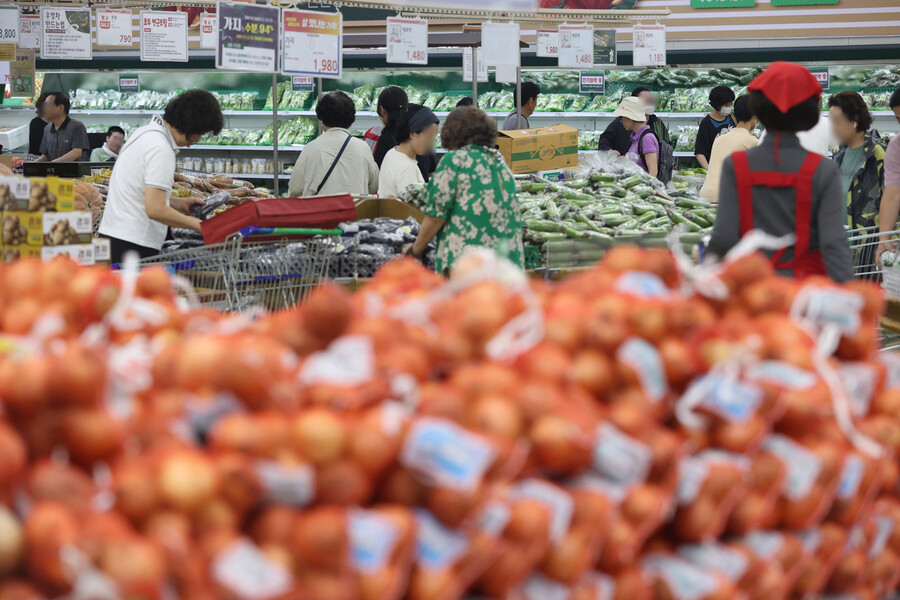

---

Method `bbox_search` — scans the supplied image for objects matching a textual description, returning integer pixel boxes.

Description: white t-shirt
[377,147,424,198]
[98,114,177,249]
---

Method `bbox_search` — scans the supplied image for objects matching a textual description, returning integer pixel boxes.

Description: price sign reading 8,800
[0,7,17,45]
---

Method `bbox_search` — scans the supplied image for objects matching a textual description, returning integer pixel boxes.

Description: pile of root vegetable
[0,245,899,600]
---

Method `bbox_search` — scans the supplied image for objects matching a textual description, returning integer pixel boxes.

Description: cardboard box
[354,197,426,223]
[496,124,579,175]
[2,244,41,262]
[0,176,74,212]
[43,211,92,246]
[41,243,94,265]
[2,211,43,245]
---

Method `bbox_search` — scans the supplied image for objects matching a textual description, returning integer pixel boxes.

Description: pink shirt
[886,135,900,188]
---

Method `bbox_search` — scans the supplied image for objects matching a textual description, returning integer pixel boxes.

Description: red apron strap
[732,151,754,236]
[792,153,824,259]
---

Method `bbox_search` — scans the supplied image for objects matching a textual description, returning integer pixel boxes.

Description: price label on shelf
[0,6,18,45]
[140,11,188,62]
[282,9,342,79]
[200,13,216,49]
[633,24,666,67]
[536,29,559,57]
[216,3,279,72]
[96,9,133,47]
[558,24,593,69]
[41,7,92,60]
[579,72,605,94]
[386,17,428,65]
[119,75,139,93]
[810,67,830,91]
[462,47,488,83]
[19,14,40,50]
[291,76,314,92]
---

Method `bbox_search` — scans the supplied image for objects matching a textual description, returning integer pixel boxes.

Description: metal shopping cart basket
[134,226,347,312]
[845,225,900,350]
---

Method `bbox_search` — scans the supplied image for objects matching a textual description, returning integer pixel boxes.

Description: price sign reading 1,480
[407,49,426,63]
[576,53,592,66]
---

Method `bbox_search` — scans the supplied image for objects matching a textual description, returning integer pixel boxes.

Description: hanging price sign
[200,13,216,49]
[579,72,605,94]
[97,9,133,47]
[633,24,666,67]
[558,24,593,69]
[19,14,40,50]
[536,29,559,57]
[0,7,18,45]
[282,9,342,79]
[140,11,188,62]
[386,17,428,65]
[41,7,91,60]
[216,4,279,72]
[462,47,488,83]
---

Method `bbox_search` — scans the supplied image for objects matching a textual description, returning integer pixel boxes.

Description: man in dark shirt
[35,92,90,162]
[28,92,50,156]
[598,87,670,155]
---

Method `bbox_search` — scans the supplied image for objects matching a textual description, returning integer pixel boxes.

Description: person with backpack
[700,95,759,202]
[614,97,674,182]
[598,87,671,156]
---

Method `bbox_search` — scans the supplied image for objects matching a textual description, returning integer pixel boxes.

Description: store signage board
[0,44,13,61]
[395,0,536,7]
[96,9,133,47]
[593,29,616,66]
[0,7,18,45]
[10,50,35,97]
[291,76,314,92]
[119,75,140,93]
[282,10,342,79]
[633,24,666,67]
[19,14,40,50]
[216,4,279,72]
[771,0,836,4]
[691,0,755,7]
[140,11,189,62]
[482,22,520,68]
[536,30,559,57]
[810,67,830,91]
[200,13,216,49]
[462,47,488,82]
[41,7,91,60]
[386,17,428,65]
[559,24,593,69]
[580,72,605,94]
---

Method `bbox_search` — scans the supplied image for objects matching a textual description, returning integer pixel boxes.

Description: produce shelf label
[0,6,18,45]
[558,24,593,69]
[140,11,188,63]
[633,24,666,68]
[386,17,428,66]
[593,29,617,66]
[580,72,606,95]
[810,67,830,91]
[40,7,91,60]
[18,14,40,50]
[118,75,139,94]
[282,9,342,79]
[216,3,279,73]
[291,76,314,92]
[96,9,133,47]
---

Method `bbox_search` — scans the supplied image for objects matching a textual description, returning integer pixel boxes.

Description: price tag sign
[0,7,18,45]
[536,29,559,57]
[291,76,314,92]
[96,9,133,47]
[9,50,34,97]
[140,11,188,62]
[810,67,830,91]
[633,24,666,67]
[386,17,428,65]
[216,3,279,72]
[482,22,520,68]
[559,24,593,69]
[462,47,488,83]
[282,9,342,79]
[41,7,92,60]
[593,29,617,66]
[19,14,40,50]
[580,72,605,94]
[200,13,216,49]
[119,75,139,93]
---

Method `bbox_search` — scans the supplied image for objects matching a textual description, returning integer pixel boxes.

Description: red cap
[748,62,822,113]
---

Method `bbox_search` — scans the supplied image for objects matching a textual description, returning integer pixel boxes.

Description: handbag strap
[315,134,353,195]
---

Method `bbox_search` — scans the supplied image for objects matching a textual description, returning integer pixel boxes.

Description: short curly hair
[316,91,356,129]
[440,107,497,151]
[164,90,224,137]
[828,91,872,133]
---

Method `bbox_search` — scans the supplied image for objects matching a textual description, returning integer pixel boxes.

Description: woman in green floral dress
[404,106,524,273]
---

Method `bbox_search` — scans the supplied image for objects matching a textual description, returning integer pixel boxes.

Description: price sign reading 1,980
[386,17,428,66]
[558,24,594,69]
[0,7,19,45]
[282,9,342,80]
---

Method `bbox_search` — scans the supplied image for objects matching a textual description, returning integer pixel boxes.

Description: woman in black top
[372,86,409,167]
[28,92,50,156]
[694,85,737,169]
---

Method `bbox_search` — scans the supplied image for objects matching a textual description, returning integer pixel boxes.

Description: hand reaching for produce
[170,195,206,214]
[876,242,897,270]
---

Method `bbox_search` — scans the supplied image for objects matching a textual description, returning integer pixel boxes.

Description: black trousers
[102,235,159,265]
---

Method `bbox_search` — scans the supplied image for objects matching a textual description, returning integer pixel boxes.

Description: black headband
[407,107,439,134]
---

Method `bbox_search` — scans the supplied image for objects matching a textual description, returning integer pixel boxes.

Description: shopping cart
[845,225,900,350]
[134,226,347,312]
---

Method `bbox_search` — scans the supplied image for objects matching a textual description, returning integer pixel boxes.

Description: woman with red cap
[708,62,852,282]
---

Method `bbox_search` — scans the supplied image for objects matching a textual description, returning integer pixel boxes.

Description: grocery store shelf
[578,150,696,157]
[177,168,292,180]
[186,145,305,151]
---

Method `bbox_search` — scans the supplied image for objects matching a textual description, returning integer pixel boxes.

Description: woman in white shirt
[378,105,439,199]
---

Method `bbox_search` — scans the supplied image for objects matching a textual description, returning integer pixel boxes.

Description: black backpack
[638,129,675,184]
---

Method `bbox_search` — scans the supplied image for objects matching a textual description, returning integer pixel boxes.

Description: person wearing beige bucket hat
[614,96,659,178]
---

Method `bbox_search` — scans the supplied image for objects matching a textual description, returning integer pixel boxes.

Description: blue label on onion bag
[400,417,495,490]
